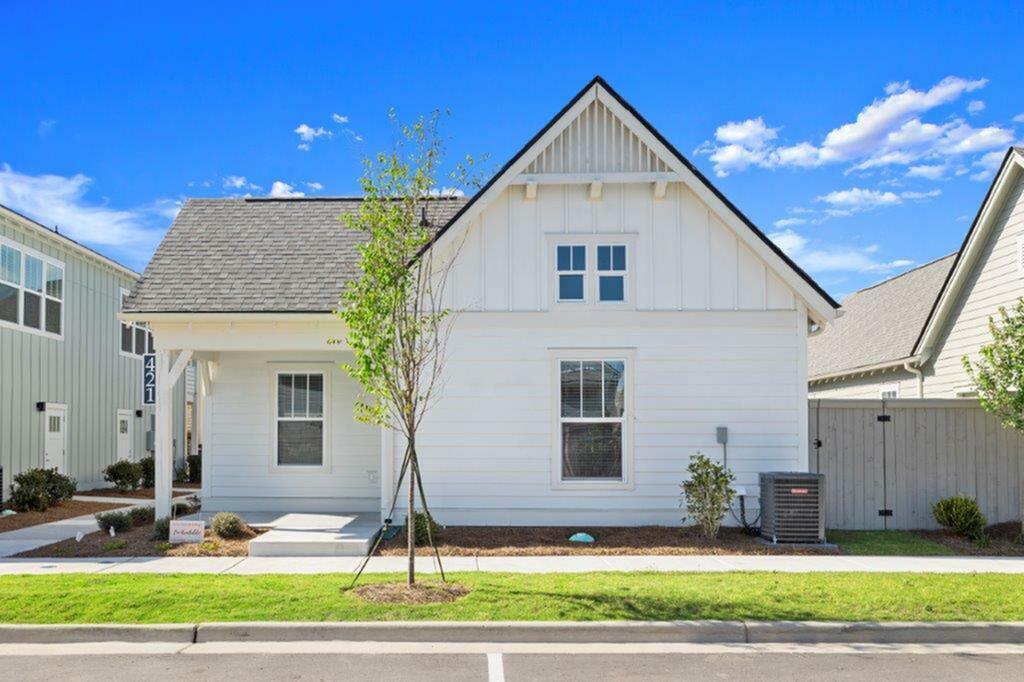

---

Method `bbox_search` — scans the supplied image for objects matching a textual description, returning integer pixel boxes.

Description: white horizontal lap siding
[202,351,380,513]
[449,184,793,315]
[393,312,802,526]
[808,370,918,399]
[925,172,1024,397]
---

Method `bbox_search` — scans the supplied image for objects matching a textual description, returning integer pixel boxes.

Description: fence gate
[809,399,1024,530]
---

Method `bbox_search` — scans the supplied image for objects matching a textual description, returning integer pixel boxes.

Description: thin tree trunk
[407,446,416,587]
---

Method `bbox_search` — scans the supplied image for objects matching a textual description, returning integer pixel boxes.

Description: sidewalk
[2,553,1024,575]
[0,490,197,558]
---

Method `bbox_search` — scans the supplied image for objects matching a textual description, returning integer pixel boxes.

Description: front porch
[184,511,381,557]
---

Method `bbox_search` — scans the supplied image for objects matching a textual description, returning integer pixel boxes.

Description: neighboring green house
[0,203,188,494]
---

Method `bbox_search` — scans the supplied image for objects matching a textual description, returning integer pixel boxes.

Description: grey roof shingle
[124,197,469,313]
[808,254,956,378]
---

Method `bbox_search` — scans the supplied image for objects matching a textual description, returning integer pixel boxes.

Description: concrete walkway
[1,553,1024,575]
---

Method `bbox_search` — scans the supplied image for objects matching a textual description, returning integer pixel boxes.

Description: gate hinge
[812,438,822,449]
[877,415,891,422]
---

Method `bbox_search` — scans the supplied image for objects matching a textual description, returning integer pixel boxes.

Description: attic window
[597,245,627,302]
[556,245,586,301]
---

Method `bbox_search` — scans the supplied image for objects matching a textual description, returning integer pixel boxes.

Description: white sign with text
[169,520,205,544]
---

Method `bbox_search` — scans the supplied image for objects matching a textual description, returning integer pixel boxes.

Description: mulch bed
[76,487,156,499]
[0,500,125,533]
[377,525,840,556]
[353,582,471,604]
[15,523,260,558]
[917,522,1024,557]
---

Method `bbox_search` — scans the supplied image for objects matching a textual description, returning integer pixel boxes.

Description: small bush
[173,501,192,517]
[412,511,440,546]
[152,517,171,541]
[210,512,246,539]
[95,510,133,534]
[139,456,155,488]
[10,469,51,512]
[129,506,156,526]
[933,495,987,538]
[186,454,201,483]
[103,460,143,492]
[43,469,77,503]
[680,453,735,540]
[103,539,126,552]
[198,540,220,553]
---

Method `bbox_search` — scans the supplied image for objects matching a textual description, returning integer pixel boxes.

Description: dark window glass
[45,265,63,300]
[561,423,622,479]
[612,245,626,271]
[121,324,133,353]
[556,245,571,271]
[581,361,603,418]
[559,274,584,300]
[0,283,17,323]
[603,361,625,417]
[147,331,155,354]
[571,245,585,270]
[599,276,624,302]
[45,299,61,335]
[278,374,293,418]
[597,245,611,271]
[277,421,323,465]
[22,291,41,329]
[560,361,581,418]
[308,374,324,417]
[134,326,146,355]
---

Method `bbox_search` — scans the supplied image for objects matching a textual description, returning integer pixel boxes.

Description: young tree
[963,297,1024,535]
[336,110,478,586]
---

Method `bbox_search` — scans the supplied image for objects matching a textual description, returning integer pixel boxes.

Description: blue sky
[1,2,1021,299]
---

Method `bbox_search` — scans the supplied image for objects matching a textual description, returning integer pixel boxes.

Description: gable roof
[912,147,1024,361]
[0,203,140,280]
[808,254,956,379]
[423,76,839,319]
[123,197,468,314]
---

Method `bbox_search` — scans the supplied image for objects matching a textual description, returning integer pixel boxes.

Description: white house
[125,77,838,524]
[809,146,1024,399]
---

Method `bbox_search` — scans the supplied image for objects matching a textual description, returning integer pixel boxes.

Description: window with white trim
[559,359,625,480]
[0,239,63,337]
[276,372,325,466]
[880,384,899,400]
[119,289,153,357]
[597,244,627,302]
[556,245,586,301]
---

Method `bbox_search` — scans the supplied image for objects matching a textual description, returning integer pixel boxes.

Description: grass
[0,572,1021,623]
[829,530,956,556]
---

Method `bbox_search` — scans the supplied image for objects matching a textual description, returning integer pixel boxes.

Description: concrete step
[248,527,380,557]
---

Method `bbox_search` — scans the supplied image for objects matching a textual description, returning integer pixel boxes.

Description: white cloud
[304,181,324,191]
[294,123,331,150]
[0,164,173,269]
[818,187,901,210]
[1014,113,1024,124]
[428,187,466,197]
[332,113,348,124]
[715,117,778,147]
[772,217,807,228]
[899,189,941,200]
[268,181,304,198]
[222,175,261,191]
[769,228,913,274]
[967,100,985,115]
[906,164,946,180]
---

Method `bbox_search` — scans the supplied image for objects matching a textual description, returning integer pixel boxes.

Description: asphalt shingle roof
[124,197,469,313]
[808,254,956,378]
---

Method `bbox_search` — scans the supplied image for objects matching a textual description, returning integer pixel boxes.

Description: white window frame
[550,347,635,491]
[555,244,587,303]
[0,236,65,340]
[269,363,332,473]
[879,384,899,400]
[596,243,628,303]
[546,233,637,310]
[119,288,153,359]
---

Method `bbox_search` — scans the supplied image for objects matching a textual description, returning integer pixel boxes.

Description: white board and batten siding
[0,208,187,492]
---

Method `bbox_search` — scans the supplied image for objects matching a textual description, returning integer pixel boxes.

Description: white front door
[43,404,67,471]
[116,409,134,461]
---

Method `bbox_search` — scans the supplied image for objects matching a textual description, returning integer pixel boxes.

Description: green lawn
[829,530,955,556]
[0,572,1021,623]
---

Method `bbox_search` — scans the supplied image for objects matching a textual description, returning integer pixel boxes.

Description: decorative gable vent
[525,99,671,175]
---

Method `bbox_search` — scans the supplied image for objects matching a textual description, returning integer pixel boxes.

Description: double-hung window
[0,239,64,337]
[559,359,626,481]
[597,245,627,302]
[119,289,153,357]
[556,245,586,301]
[276,372,325,466]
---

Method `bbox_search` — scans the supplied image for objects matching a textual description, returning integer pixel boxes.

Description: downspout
[904,360,924,399]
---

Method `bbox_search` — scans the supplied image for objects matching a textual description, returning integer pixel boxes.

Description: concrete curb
[0,623,196,644]
[3,620,1024,645]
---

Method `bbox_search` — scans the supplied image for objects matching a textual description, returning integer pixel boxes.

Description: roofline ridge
[851,251,957,295]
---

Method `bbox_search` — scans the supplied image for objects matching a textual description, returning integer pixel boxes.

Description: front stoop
[241,512,381,557]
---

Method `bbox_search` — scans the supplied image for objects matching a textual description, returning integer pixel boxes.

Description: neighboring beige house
[810,146,1024,398]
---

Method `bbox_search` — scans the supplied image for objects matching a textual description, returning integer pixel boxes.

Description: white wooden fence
[809,399,1024,530]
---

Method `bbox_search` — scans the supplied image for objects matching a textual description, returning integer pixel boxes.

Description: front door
[43,404,67,471]
[116,409,133,461]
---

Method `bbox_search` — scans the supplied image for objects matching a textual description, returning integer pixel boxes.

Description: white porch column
[155,348,194,519]
[155,350,174,519]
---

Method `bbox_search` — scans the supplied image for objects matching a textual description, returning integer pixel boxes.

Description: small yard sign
[142,353,157,405]
[168,520,204,544]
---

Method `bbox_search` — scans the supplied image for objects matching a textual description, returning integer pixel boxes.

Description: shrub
[186,454,201,483]
[412,511,440,546]
[9,468,76,512]
[95,510,134,534]
[103,539,126,552]
[210,512,246,539]
[680,453,735,540]
[9,469,52,512]
[173,501,192,517]
[129,506,155,526]
[103,460,143,492]
[152,517,171,541]
[933,495,987,538]
[139,455,155,488]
